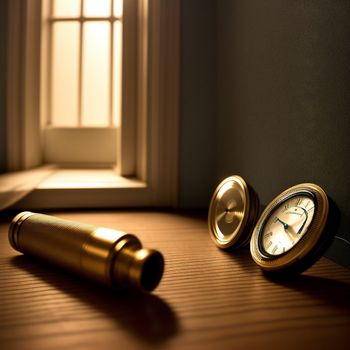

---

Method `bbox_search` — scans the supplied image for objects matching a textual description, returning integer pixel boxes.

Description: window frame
[5,0,180,208]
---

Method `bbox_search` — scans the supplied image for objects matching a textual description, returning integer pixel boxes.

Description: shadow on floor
[11,254,179,346]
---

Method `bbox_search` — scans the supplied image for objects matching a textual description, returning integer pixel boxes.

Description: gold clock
[208,175,260,249]
[250,183,337,275]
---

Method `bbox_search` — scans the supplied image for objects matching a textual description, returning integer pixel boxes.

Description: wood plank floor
[0,210,349,350]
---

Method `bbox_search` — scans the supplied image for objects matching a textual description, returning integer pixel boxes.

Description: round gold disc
[208,175,259,249]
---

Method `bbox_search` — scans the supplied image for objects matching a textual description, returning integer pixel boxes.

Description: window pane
[113,22,122,126]
[82,22,110,126]
[114,0,123,17]
[51,22,79,126]
[53,0,81,17]
[84,0,110,17]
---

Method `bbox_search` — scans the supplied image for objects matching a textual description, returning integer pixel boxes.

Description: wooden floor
[0,210,349,350]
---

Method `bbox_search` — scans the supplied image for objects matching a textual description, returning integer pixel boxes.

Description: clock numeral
[296,198,303,206]
[266,241,272,248]
[307,206,314,213]
[272,245,278,254]
[283,203,289,211]
[264,232,273,238]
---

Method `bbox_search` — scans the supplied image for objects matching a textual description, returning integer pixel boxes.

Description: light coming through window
[48,0,123,127]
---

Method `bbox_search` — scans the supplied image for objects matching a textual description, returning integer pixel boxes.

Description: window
[42,0,124,166]
[49,0,123,128]
[4,0,180,209]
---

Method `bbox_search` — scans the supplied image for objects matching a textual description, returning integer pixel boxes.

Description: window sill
[37,168,146,189]
[0,166,154,211]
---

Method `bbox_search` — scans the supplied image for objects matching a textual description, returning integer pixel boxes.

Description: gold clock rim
[208,175,258,249]
[250,183,329,272]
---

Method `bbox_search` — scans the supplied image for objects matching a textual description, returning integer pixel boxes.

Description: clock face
[250,183,333,275]
[259,194,315,256]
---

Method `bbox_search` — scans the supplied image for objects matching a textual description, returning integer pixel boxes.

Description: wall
[179,0,350,266]
[179,0,216,208]
[0,0,7,173]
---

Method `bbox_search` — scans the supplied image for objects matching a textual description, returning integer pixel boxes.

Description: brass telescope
[8,212,164,292]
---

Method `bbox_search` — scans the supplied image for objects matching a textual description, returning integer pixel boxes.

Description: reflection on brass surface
[208,175,260,249]
[8,212,164,292]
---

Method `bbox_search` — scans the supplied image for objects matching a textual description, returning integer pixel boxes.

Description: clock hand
[276,217,289,230]
[276,216,298,238]
[297,207,309,234]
